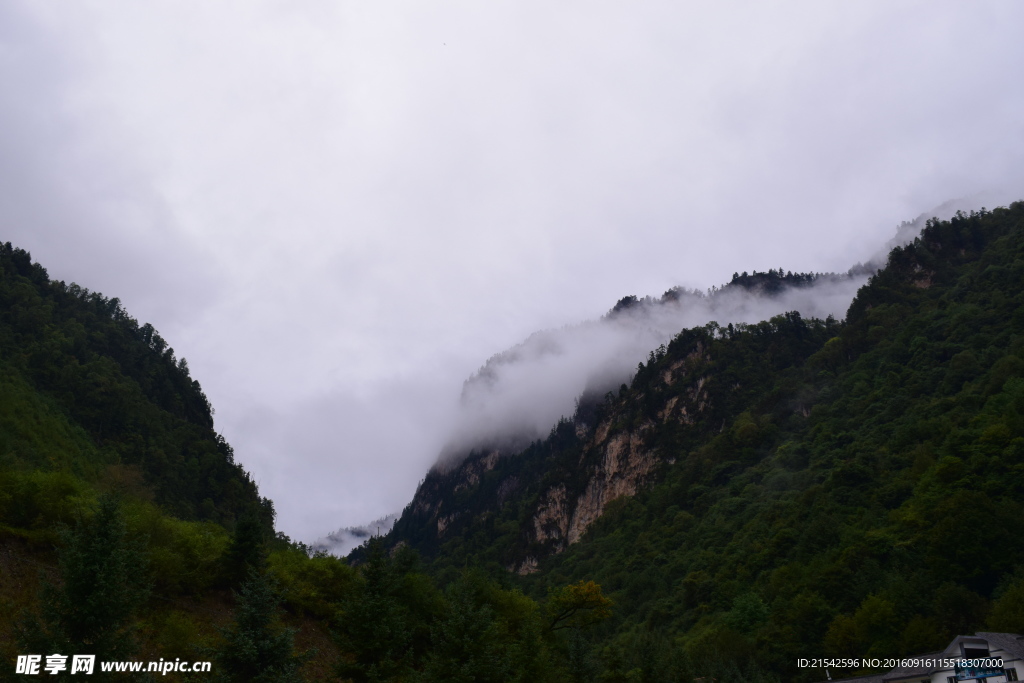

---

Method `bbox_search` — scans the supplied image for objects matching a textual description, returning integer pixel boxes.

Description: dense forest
[0,242,631,681]
[3,203,1024,681]
[0,242,270,526]
[385,204,1024,680]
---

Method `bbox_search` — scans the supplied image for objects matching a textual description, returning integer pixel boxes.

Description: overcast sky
[2,1,1023,542]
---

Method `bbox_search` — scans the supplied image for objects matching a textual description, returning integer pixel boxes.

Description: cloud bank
[2,2,1023,540]
[443,273,863,462]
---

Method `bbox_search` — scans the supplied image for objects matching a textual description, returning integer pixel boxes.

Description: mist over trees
[385,204,1024,680]
[443,264,870,468]
[3,203,1024,681]
[0,239,653,680]
[437,206,961,472]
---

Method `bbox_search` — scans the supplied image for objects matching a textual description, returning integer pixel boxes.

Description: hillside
[0,242,269,527]
[383,205,1024,679]
[0,243,641,682]
[3,202,1023,682]
[0,244,346,680]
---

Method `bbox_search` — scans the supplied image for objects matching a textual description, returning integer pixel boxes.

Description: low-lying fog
[314,204,975,553]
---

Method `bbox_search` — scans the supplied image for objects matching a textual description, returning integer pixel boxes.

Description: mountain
[380,204,1024,679]
[431,198,993,470]
[0,243,344,679]
[439,267,866,463]
[0,241,665,682]
[313,513,399,557]
[0,242,270,527]
[4,201,1023,682]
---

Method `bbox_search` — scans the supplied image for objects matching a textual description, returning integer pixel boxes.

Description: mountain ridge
[3,201,1023,681]
[422,203,949,477]
[374,204,1024,679]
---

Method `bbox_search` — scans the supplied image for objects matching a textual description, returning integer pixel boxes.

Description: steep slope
[0,242,627,683]
[434,267,868,464]
[1,243,670,683]
[403,205,939,473]
[0,242,269,526]
[384,204,1024,679]
[391,310,840,575]
[0,244,347,679]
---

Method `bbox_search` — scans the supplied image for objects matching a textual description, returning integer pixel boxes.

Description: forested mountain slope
[4,201,1023,682]
[0,243,643,682]
[0,242,270,526]
[0,243,319,679]
[384,205,1024,679]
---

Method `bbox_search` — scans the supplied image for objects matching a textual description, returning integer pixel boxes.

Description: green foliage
[824,594,900,659]
[565,627,600,683]
[5,202,1024,682]
[417,577,517,683]
[332,541,583,681]
[0,368,107,476]
[268,546,357,619]
[386,203,1024,681]
[210,569,311,683]
[125,501,229,595]
[987,572,1024,633]
[0,241,263,524]
[0,242,300,678]
[150,610,206,660]
[723,592,769,634]
[547,580,613,631]
[0,470,94,536]
[15,496,149,680]
[336,539,437,682]
[427,571,553,683]
[593,629,780,683]
[222,507,271,588]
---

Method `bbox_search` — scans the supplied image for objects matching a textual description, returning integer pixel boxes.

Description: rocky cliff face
[375,209,984,574]
[508,343,715,571]
[383,307,843,571]
[386,334,731,573]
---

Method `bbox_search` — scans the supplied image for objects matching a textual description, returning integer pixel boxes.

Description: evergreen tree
[221,507,269,588]
[210,568,310,683]
[565,628,599,683]
[15,496,149,681]
[417,577,513,683]
[335,539,419,682]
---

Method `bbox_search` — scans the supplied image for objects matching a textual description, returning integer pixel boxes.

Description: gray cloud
[2,1,1023,540]
[441,271,867,463]
[435,196,1002,469]
[0,4,223,329]
[314,514,399,558]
